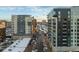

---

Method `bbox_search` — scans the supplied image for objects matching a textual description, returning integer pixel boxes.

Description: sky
[0,6,53,21]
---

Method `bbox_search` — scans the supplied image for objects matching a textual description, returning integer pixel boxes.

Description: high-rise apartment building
[48,8,71,47]
[12,15,33,39]
[71,7,79,46]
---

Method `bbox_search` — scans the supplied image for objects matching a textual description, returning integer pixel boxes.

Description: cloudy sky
[0,6,53,21]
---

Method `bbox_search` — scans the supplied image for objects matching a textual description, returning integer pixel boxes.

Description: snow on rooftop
[3,38,31,52]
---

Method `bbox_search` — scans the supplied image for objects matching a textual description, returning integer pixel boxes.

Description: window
[28,22,31,26]
[64,19,67,21]
[77,23,79,25]
[53,30,56,32]
[75,33,76,35]
[53,37,56,39]
[77,37,79,39]
[53,41,56,43]
[77,26,79,28]
[53,26,56,28]
[63,33,67,35]
[71,30,73,32]
[77,44,79,46]
[77,30,79,32]
[75,40,76,42]
[48,20,51,23]
[71,40,73,42]
[63,32,67,33]
[77,40,79,42]
[53,19,55,22]
[54,45,56,46]
[77,33,79,35]
[63,39,66,40]
[77,19,79,22]
[62,28,67,30]
[53,23,56,25]
[63,26,67,28]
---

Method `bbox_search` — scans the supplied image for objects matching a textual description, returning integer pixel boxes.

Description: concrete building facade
[48,7,79,51]
[48,8,71,47]
[48,8,71,48]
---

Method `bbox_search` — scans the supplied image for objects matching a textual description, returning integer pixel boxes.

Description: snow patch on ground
[3,38,31,52]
